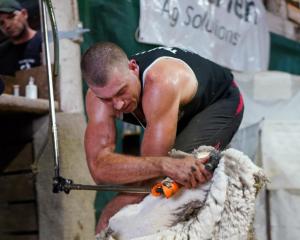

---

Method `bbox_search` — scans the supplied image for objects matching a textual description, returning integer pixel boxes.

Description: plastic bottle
[13,84,20,96]
[25,76,38,99]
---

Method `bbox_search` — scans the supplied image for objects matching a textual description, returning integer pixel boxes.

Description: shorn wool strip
[97,146,266,240]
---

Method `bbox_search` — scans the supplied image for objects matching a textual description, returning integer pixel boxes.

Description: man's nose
[113,98,124,110]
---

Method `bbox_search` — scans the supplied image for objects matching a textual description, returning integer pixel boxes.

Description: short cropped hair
[81,42,128,87]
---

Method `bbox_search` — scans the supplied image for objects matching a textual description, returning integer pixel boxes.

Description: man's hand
[161,155,212,189]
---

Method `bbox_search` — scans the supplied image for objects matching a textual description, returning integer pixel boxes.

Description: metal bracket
[53,176,73,194]
[48,23,90,43]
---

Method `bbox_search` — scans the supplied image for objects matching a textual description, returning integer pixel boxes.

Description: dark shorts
[174,81,244,153]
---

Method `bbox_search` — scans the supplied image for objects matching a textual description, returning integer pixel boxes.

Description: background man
[0,0,41,76]
[81,42,244,233]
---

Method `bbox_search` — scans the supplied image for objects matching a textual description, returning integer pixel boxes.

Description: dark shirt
[123,47,234,127]
[0,31,42,76]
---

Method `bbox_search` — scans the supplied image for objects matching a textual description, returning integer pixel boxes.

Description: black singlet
[123,47,234,127]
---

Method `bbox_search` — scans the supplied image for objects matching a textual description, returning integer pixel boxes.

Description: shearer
[81,42,244,233]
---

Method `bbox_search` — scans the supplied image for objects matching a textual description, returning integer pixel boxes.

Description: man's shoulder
[143,66,178,98]
[144,57,183,80]
[33,31,42,41]
[29,31,42,46]
[0,39,13,52]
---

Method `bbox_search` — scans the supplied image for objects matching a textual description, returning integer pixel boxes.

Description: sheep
[96,146,266,240]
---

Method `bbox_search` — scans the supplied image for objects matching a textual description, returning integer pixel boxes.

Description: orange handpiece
[151,178,180,198]
[151,182,164,197]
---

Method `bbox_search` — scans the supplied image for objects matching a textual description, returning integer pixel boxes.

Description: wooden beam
[0,94,58,114]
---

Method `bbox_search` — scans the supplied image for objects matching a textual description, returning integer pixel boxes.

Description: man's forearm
[90,152,168,185]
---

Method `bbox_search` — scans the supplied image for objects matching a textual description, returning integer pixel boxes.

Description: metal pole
[266,189,272,240]
[40,0,60,179]
[68,184,150,193]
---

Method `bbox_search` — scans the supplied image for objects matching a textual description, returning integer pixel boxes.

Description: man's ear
[128,59,138,73]
[20,9,28,20]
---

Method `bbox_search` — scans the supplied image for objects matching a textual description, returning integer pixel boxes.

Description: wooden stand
[0,95,57,240]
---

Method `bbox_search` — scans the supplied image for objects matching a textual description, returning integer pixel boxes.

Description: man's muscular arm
[85,89,168,184]
[141,57,197,156]
[141,59,211,188]
[141,73,179,156]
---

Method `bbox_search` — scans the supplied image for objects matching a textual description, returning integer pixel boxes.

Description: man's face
[0,10,27,39]
[90,65,141,113]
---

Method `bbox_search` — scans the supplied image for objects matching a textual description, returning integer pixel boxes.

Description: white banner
[138,0,270,71]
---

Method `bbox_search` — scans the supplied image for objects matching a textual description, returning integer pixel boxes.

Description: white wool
[96,148,266,240]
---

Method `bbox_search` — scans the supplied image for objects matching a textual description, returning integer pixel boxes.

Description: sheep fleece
[97,147,266,240]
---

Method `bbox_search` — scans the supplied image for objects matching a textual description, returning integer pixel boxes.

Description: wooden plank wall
[0,114,39,240]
